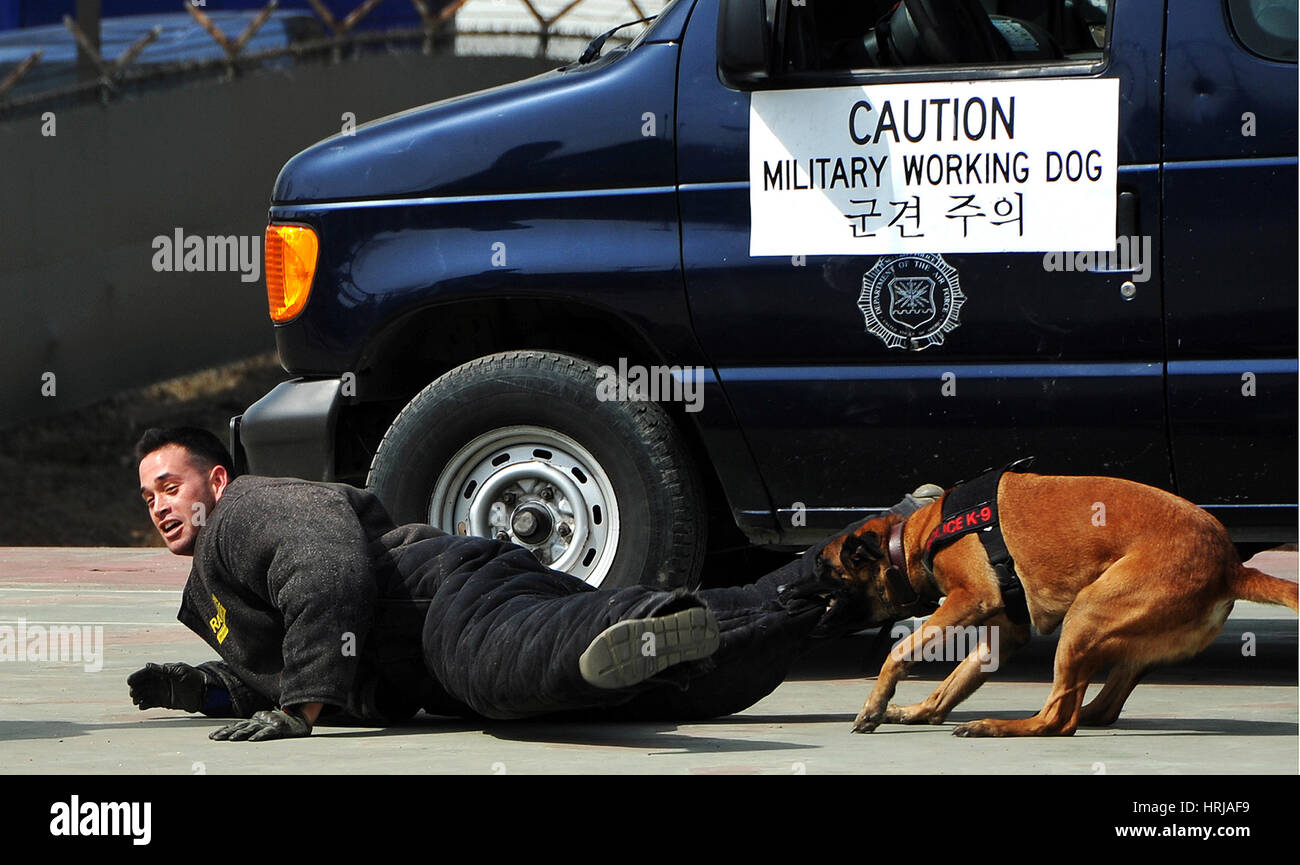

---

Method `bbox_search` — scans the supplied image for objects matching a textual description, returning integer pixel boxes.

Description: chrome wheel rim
[431,425,621,586]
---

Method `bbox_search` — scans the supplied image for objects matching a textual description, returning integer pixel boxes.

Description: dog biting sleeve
[922,459,1033,625]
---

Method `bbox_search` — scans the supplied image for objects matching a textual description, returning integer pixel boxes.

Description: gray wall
[0,51,555,427]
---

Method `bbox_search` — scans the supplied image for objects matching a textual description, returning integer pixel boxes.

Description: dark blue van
[234,0,1298,590]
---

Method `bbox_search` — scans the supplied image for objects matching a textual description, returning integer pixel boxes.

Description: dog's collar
[883,518,920,608]
[887,519,908,574]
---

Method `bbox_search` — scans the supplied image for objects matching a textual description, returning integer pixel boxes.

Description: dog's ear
[841,530,884,570]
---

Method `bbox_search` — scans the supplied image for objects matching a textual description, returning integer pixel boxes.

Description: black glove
[776,547,844,613]
[209,707,313,742]
[127,662,211,712]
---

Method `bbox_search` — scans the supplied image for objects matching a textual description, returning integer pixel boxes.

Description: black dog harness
[920,458,1034,625]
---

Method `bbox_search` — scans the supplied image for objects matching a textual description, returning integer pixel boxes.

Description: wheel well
[333,298,746,548]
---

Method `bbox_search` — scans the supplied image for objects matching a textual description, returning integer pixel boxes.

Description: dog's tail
[1229,566,1299,612]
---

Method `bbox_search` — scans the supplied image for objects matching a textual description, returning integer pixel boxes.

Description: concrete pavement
[0,547,1295,775]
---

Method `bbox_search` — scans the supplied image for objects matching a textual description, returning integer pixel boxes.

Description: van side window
[779,0,1109,74]
[1227,0,1298,62]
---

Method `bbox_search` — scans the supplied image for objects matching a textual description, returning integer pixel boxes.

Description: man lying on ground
[128,426,939,741]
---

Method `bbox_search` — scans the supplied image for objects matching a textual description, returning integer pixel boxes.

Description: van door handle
[1116,190,1138,238]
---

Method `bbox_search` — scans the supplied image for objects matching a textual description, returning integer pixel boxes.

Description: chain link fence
[0,0,666,114]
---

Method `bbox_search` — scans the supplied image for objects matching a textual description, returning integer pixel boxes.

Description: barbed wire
[0,0,660,112]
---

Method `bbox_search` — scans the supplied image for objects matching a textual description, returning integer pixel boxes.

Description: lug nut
[557,524,571,540]
[496,531,509,541]
[502,492,516,505]
[540,488,554,501]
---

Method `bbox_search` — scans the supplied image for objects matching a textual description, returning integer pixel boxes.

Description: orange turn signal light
[265,224,319,322]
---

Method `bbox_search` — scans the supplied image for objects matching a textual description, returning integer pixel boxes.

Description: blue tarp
[0,10,325,98]
[0,1,429,32]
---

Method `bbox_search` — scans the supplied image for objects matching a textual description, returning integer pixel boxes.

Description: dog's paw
[952,720,996,738]
[851,709,883,734]
[882,703,935,725]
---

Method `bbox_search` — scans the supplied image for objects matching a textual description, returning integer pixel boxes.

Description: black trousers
[407,541,828,722]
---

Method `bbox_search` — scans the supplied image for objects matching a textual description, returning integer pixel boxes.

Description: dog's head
[812,515,902,626]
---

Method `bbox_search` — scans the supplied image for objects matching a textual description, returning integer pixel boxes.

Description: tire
[366,350,706,590]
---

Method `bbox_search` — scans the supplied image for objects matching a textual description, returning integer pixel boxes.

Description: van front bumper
[229,377,342,481]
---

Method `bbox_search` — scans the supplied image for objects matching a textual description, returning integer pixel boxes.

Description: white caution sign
[749,78,1119,256]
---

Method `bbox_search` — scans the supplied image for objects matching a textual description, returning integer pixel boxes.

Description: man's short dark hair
[134,427,235,476]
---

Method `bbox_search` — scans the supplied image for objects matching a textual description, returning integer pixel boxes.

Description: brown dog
[815,470,1298,737]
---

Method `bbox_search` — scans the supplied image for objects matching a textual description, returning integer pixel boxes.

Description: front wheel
[366,351,706,589]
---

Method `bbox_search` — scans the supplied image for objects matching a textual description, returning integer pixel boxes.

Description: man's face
[137,444,228,556]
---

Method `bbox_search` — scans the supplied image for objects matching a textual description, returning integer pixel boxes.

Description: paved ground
[0,547,1295,776]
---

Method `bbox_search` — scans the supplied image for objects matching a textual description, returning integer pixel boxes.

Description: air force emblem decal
[859,254,965,351]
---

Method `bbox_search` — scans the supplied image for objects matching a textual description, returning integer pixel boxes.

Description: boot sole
[579,606,720,690]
